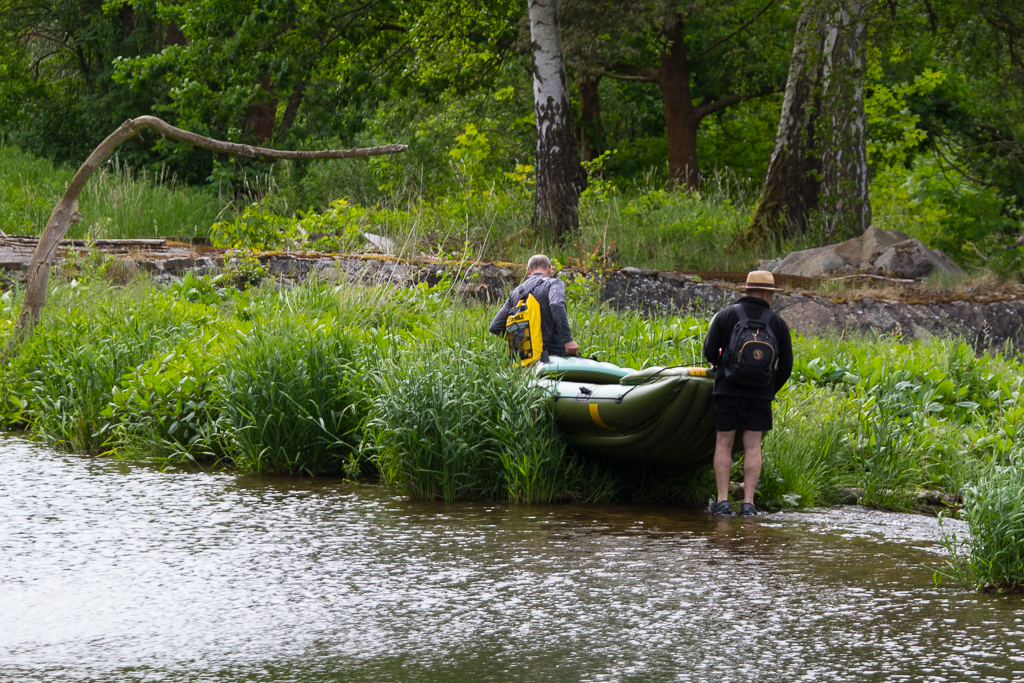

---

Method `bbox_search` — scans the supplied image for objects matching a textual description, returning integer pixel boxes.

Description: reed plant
[943,454,1024,592]
[219,322,368,476]
[368,342,605,503]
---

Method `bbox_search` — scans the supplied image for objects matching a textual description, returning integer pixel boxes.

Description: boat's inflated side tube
[540,375,687,433]
[534,356,636,385]
[618,366,708,385]
[546,366,720,466]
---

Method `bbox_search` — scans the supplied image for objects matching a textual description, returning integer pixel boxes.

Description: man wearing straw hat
[702,270,793,516]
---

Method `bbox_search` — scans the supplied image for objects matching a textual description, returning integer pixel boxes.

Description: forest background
[2,0,1024,274]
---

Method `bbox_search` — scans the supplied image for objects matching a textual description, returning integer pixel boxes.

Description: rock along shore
[1,236,1021,351]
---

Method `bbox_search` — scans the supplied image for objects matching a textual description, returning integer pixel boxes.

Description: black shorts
[714,396,773,433]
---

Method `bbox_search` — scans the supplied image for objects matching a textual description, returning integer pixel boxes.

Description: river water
[1,437,1022,682]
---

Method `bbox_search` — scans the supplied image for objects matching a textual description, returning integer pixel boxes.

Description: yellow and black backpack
[504,279,548,366]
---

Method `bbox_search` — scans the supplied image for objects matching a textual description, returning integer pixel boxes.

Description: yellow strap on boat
[686,367,707,377]
[589,404,614,430]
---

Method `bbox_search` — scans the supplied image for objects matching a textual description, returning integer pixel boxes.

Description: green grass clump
[220,322,367,476]
[369,343,600,503]
[943,455,1024,592]
[759,386,852,509]
[1,276,376,476]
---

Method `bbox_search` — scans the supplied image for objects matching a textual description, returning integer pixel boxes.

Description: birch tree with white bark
[819,0,871,238]
[745,4,823,240]
[528,0,581,239]
[746,0,871,242]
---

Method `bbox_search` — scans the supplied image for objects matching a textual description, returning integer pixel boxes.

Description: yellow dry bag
[505,291,544,367]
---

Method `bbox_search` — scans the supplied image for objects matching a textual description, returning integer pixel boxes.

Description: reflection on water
[1,437,1022,682]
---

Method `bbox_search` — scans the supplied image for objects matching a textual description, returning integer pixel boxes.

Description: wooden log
[75,239,168,247]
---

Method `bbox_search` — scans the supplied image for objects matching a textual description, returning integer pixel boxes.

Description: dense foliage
[1,0,1022,269]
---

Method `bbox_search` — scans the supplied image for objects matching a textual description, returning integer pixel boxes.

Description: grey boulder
[773,226,963,279]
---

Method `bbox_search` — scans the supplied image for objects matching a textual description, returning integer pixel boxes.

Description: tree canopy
[1,0,1022,259]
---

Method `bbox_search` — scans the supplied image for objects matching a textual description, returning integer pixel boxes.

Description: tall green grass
[223,174,800,272]
[220,323,367,476]
[758,386,852,509]
[369,343,606,503]
[3,281,212,453]
[943,454,1024,592]
[0,143,230,239]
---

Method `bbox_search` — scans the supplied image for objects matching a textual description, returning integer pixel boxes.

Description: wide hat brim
[741,270,781,291]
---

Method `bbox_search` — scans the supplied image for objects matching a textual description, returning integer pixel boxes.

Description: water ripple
[1,437,1021,682]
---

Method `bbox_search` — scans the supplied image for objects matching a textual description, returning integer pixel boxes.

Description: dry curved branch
[8,115,407,349]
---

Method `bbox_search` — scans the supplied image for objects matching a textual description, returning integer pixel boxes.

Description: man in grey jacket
[488,254,579,358]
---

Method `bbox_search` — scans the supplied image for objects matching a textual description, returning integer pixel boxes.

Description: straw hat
[742,270,781,292]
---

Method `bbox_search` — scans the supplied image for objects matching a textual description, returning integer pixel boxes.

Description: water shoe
[740,502,757,516]
[708,498,733,516]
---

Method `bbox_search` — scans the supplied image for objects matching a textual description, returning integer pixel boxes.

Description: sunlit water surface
[1,437,1022,682]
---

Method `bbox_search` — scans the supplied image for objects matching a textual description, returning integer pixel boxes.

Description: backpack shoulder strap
[518,275,547,299]
[733,304,750,325]
[757,307,774,324]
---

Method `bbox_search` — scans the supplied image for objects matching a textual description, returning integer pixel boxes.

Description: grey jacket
[488,274,574,356]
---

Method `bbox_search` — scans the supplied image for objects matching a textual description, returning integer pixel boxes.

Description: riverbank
[2,272,1022,588]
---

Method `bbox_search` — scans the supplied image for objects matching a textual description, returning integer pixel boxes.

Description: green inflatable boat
[535,356,717,466]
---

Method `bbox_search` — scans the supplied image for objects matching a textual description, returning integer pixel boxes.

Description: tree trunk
[657,17,701,190]
[819,0,871,238]
[744,4,824,242]
[7,116,406,350]
[281,82,305,131]
[120,3,135,38]
[164,20,187,46]
[244,73,277,144]
[578,73,603,163]
[529,0,581,239]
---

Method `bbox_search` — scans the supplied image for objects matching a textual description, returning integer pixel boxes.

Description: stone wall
[597,266,1024,351]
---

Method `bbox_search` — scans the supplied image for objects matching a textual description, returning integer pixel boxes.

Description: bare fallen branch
[8,115,407,350]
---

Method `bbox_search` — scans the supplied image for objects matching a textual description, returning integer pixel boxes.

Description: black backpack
[722,305,779,388]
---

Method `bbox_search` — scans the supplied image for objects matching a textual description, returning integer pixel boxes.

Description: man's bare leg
[741,430,763,504]
[714,430,735,503]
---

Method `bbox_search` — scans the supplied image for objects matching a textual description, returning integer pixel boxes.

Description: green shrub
[5,285,211,452]
[103,329,234,465]
[210,203,300,250]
